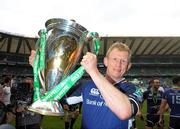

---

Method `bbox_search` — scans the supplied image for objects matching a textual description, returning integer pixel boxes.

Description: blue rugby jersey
[143,89,163,114]
[163,88,180,117]
[70,79,142,129]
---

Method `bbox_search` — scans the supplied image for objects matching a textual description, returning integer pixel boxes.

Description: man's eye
[122,60,127,63]
[113,58,117,61]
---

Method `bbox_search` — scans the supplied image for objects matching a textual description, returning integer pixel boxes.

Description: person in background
[0,98,15,127]
[158,76,180,129]
[2,77,11,105]
[14,77,43,129]
[0,85,4,103]
[62,102,79,129]
[142,78,164,129]
[60,83,81,129]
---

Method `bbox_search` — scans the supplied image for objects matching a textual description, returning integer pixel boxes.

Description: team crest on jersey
[90,88,100,96]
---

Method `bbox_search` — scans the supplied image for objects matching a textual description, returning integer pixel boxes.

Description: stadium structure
[0,31,180,87]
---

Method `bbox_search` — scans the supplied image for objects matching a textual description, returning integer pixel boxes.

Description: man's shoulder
[119,81,136,88]
[117,81,143,95]
[164,88,180,94]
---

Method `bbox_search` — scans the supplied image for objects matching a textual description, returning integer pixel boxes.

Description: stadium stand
[0,31,180,82]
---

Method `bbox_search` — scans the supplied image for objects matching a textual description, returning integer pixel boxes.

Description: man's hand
[136,111,144,121]
[80,52,98,75]
[158,118,164,127]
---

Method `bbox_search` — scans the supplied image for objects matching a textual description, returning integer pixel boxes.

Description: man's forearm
[89,70,132,120]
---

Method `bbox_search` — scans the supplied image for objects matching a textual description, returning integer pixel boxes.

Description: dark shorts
[146,114,163,127]
[169,116,180,129]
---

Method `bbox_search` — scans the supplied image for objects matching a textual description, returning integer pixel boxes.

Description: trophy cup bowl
[28,18,88,116]
[45,18,87,91]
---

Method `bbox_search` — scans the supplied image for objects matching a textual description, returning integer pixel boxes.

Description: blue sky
[0,0,180,37]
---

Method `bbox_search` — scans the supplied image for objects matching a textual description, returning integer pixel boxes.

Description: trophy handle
[86,32,101,55]
[38,70,45,91]
[32,29,47,101]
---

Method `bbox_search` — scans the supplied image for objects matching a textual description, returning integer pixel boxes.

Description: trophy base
[28,100,64,116]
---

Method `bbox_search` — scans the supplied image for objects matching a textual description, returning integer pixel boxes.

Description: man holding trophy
[29,18,142,129]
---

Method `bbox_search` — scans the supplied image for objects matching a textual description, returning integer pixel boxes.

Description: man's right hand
[80,52,98,76]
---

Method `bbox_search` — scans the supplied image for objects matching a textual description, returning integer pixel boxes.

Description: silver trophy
[28,18,89,116]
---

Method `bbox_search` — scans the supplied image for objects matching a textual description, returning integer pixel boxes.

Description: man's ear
[103,57,108,67]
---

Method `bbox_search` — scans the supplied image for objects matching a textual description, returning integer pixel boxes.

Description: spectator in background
[60,83,81,129]
[15,77,43,129]
[0,85,4,102]
[2,77,11,105]
[0,97,15,127]
[62,103,80,129]
[159,76,180,129]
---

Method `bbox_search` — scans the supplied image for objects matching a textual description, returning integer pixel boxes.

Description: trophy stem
[28,99,64,116]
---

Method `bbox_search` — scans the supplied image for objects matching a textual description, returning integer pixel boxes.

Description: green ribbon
[39,29,46,71]
[33,31,101,102]
[42,66,85,101]
[33,49,40,101]
[90,32,101,55]
[152,91,158,104]
[33,29,46,101]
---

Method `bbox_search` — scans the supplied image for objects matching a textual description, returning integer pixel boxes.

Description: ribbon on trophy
[33,29,46,102]
[28,19,101,116]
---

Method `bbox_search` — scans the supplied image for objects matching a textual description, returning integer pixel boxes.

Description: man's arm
[158,99,167,122]
[81,52,133,120]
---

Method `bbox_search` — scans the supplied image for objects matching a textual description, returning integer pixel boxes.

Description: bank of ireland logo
[90,88,100,96]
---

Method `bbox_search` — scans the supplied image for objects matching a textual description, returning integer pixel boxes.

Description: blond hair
[106,42,131,60]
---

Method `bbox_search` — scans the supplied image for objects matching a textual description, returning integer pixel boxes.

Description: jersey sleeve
[117,82,143,117]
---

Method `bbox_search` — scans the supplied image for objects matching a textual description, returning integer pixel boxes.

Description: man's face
[104,48,131,82]
[153,79,160,90]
